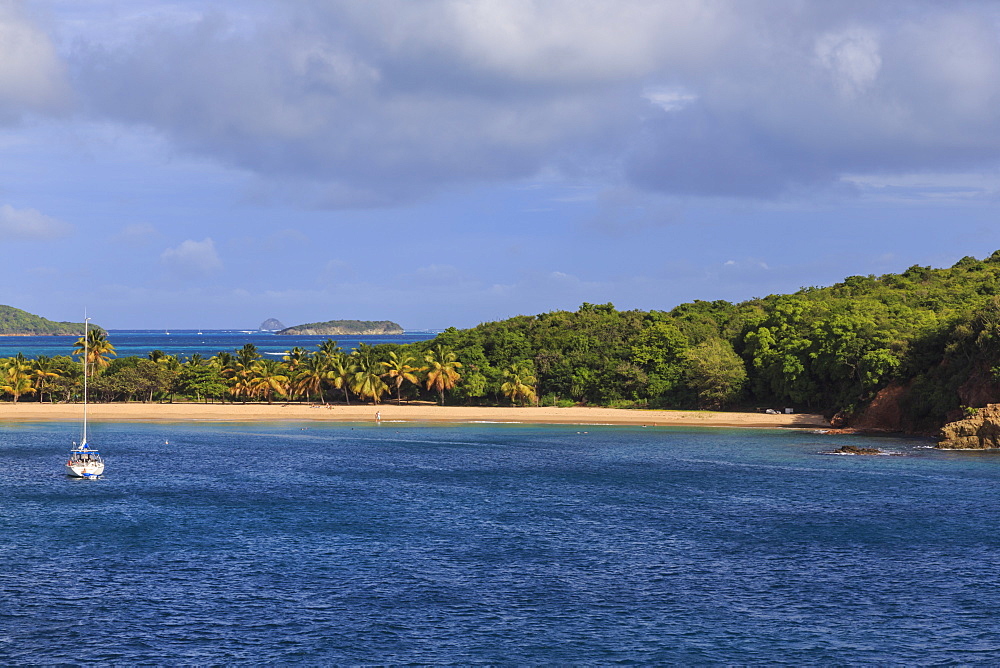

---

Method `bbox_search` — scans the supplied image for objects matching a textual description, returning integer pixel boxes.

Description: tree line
[0,331,475,406]
[4,251,1000,427]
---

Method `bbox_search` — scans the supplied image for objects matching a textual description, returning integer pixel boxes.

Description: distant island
[259,318,286,331]
[0,305,95,336]
[277,319,404,336]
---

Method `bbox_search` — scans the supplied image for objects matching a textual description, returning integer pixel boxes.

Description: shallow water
[1,423,998,664]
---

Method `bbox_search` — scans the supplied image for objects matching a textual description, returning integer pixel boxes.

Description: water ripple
[0,423,998,663]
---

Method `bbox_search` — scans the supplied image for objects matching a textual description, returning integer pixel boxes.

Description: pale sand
[0,402,828,429]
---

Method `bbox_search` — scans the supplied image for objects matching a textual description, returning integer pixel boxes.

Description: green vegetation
[0,305,96,336]
[5,252,1000,431]
[277,320,403,335]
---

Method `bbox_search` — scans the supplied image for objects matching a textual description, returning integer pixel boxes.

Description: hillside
[407,251,1000,432]
[277,319,403,336]
[0,305,93,336]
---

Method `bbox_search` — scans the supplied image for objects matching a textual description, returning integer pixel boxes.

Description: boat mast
[82,317,88,446]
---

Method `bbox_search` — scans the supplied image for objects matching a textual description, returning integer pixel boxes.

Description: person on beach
[376,411,381,422]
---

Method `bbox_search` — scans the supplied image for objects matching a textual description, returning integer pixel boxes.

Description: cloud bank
[40,0,996,207]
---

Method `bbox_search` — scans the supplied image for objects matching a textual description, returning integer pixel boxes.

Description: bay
[1,423,998,664]
[0,329,438,360]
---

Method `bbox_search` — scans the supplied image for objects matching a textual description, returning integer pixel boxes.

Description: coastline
[0,402,829,428]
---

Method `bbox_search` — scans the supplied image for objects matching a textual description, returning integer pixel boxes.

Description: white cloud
[815,28,882,97]
[160,238,223,277]
[0,204,72,240]
[643,85,698,112]
[0,5,69,120]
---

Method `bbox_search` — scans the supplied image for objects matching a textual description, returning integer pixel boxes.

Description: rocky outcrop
[829,445,884,455]
[259,318,285,331]
[938,404,1000,449]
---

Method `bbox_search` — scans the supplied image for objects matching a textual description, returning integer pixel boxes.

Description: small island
[0,305,94,336]
[277,319,404,336]
[259,318,286,331]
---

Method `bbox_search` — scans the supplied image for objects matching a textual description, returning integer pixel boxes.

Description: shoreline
[0,402,829,429]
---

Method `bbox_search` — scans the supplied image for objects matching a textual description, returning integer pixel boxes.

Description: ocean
[2,422,998,663]
[0,329,438,360]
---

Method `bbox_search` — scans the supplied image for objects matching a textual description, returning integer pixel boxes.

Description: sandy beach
[0,402,828,429]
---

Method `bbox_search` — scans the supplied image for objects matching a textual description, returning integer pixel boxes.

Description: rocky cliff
[938,404,1000,449]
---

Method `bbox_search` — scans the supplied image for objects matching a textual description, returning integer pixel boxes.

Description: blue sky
[2,0,1000,330]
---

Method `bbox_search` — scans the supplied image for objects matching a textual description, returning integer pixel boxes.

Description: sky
[2,0,1000,330]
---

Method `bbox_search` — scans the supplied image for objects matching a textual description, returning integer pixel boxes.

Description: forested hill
[418,251,1000,431]
[0,305,91,336]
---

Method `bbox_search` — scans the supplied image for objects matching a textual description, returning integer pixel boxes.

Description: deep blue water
[2,423,999,664]
[0,329,437,360]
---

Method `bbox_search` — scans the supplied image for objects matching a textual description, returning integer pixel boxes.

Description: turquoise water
[2,423,998,663]
[0,329,437,360]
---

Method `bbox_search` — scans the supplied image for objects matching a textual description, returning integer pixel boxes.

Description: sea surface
[2,423,999,664]
[0,329,438,360]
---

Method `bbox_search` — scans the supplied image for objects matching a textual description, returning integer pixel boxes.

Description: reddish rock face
[938,404,1000,449]
[850,383,907,432]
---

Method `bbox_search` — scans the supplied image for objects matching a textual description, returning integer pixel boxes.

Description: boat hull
[66,462,104,478]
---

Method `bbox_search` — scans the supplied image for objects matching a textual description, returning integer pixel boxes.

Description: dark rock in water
[830,445,883,455]
[260,318,285,331]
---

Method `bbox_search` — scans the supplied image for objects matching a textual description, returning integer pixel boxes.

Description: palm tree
[230,374,256,403]
[1,354,36,403]
[330,356,356,405]
[184,353,206,367]
[281,348,309,401]
[235,343,260,371]
[347,345,385,404]
[283,347,308,371]
[424,345,463,405]
[381,351,423,404]
[248,359,289,404]
[294,354,331,403]
[501,361,537,406]
[210,352,237,402]
[73,329,116,374]
[317,339,343,362]
[228,344,261,403]
[31,356,62,403]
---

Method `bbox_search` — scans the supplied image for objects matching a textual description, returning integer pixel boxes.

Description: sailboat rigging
[66,317,105,478]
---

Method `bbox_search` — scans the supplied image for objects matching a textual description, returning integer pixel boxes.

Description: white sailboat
[66,318,104,478]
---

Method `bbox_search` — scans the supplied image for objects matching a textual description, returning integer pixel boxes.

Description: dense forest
[5,252,1000,431]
